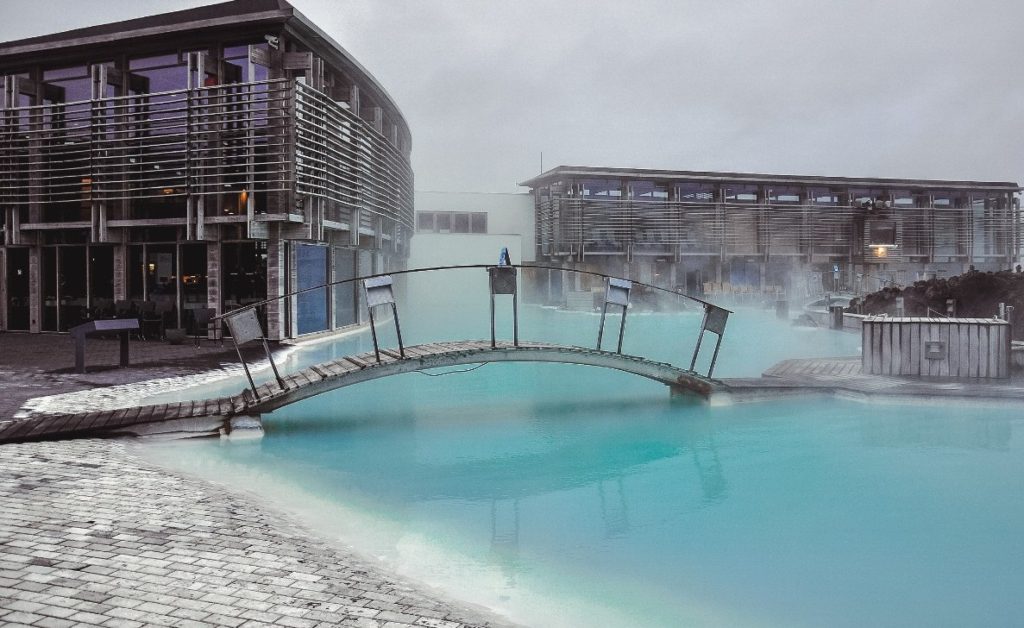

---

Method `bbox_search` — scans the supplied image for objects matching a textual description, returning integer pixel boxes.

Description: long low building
[521,166,1021,299]
[0,0,412,338]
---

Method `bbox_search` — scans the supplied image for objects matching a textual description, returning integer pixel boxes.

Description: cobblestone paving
[0,440,511,628]
[0,333,287,422]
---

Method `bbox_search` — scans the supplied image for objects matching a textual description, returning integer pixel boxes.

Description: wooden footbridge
[219,263,730,416]
[0,263,732,442]
[243,340,716,415]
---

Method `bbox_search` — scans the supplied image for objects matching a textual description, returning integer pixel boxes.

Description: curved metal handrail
[213,262,733,398]
[212,263,731,322]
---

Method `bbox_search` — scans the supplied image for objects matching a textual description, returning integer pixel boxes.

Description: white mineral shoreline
[130,438,520,627]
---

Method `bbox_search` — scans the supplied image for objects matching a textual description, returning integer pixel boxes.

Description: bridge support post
[597,278,631,354]
[364,276,405,362]
[488,263,518,348]
[222,415,264,440]
[689,304,729,378]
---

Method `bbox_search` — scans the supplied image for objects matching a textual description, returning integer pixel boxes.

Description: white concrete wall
[413,190,535,262]
[407,233,523,269]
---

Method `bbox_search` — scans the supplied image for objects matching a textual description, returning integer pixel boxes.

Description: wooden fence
[862,317,1010,379]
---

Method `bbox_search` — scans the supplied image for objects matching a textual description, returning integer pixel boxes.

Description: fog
[1,0,1021,192]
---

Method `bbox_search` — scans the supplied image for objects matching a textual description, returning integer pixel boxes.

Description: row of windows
[550,179,1009,209]
[416,211,487,234]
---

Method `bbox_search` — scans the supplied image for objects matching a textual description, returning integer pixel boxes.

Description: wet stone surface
[0,333,279,422]
[0,439,511,628]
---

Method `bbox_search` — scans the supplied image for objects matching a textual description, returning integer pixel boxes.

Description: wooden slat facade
[862,316,1010,379]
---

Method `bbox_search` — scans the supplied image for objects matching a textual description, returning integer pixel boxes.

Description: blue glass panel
[296,244,328,335]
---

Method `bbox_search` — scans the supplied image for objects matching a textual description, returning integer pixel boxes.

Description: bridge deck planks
[0,340,718,443]
[238,340,714,416]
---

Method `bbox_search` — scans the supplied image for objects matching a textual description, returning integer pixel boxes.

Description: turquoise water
[145,273,1024,626]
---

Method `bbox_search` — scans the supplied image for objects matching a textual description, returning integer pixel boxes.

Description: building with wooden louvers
[862,316,1011,379]
[0,0,412,339]
[521,166,1021,303]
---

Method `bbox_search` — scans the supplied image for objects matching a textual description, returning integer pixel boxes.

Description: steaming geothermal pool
[147,277,1024,627]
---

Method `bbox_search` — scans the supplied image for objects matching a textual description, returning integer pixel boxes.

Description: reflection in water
[489,498,521,586]
[598,477,630,538]
[148,392,1024,628]
[142,292,1024,628]
[692,438,728,505]
[860,415,1013,450]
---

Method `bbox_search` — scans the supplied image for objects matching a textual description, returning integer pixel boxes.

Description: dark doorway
[6,248,30,330]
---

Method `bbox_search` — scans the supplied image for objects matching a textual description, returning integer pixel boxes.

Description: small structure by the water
[862,316,1011,379]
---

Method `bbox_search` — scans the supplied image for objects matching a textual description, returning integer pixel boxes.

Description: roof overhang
[519,165,1021,193]
[0,0,408,138]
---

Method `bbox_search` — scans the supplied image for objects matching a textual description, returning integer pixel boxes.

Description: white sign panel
[225,308,263,345]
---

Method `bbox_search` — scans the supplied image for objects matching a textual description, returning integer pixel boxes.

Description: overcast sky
[1,0,1021,193]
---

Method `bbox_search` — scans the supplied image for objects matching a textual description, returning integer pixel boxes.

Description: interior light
[874,246,888,258]
[147,262,156,271]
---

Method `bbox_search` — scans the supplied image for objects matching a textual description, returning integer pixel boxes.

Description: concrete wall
[408,233,523,269]
[414,191,535,262]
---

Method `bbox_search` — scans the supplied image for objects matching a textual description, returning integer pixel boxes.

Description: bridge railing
[212,264,732,385]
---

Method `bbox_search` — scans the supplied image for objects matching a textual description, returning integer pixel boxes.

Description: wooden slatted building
[0,0,413,339]
[521,166,1021,303]
[862,316,1011,379]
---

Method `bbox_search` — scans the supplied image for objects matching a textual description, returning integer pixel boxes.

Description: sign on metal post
[364,275,396,307]
[488,248,519,348]
[225,308,285,401]
[363,276,406,362]
[225,308,263,345]
[704,305,729,335]
[597,277,631,353]
[689,304,730,378]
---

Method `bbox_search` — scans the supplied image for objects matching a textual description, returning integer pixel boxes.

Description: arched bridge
[0,264,732,443]
[216,263,731,419]
[241,340,716,415]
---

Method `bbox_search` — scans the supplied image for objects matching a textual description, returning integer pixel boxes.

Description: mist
[1,0,1020,193]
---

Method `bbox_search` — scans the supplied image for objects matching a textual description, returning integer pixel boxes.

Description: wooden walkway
[763,357,862,378]
[0,340,715,443]
[717,356,1024,403]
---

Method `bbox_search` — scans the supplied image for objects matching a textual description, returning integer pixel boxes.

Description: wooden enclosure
[862,317,1011,379]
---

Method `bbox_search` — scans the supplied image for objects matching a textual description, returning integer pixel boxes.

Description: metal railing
[214,264,733,390]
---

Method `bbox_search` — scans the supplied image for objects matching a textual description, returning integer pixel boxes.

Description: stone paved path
[0,333,282,422]
[0,440,511,628]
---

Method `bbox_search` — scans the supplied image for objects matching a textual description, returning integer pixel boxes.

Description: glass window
[580,179,622,197]
[223,45,250,59]
[417,212,434,231]
[632,181,668,200]
[868,220,897,246]
[850,188,884,208]
[470,213,487,233]
[768,186,802,203]
[128,54,188,94]
[724,184,759,203]
[129,54,179,70]
[452,213,470,233]
[222,242,267,310]
[892,189,916,207]
[678,183,716,202]
[808,187,839,205]
[6,248,30,330]
[43,66,90,103]
[333,248,357,328]
[436,213,451,232]
[295,244,328,335]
